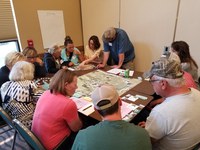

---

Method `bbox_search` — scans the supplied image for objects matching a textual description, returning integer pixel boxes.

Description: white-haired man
[139,55,200,149]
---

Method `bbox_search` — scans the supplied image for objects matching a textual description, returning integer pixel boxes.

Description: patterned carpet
[0,125,32,150]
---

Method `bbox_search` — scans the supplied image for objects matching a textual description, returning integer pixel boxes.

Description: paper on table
[68,67,75,71]
[127,95,138,102]
[121,101,135,118]
[78,103,95,116]
[71,97,91,109]
[129,71,134,77]
[82,97,92,102]
[107,68,134,77]
[107,68,124,74]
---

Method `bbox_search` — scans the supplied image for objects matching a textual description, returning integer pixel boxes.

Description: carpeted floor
[0,125,32,150]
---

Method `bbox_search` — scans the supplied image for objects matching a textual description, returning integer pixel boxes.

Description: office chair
[193,142,200,150]
[12,119,46,150]
[0,107,17,150]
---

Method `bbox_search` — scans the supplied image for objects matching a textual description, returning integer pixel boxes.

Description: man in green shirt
[72,84,151,150]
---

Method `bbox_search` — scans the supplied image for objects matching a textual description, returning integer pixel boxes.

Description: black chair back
[0,106,17,150]
[12,119,46,150]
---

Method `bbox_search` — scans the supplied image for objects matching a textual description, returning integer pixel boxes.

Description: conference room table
[72,66,155,122]
[75,66,155,95]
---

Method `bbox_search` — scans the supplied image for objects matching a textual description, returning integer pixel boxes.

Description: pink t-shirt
[32,90,79,150]
[183,71,197,89]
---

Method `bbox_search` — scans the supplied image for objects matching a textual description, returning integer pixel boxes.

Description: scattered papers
[71,97,91,109]
[82,97,92,102]
[122,94,147,101]
[68,67,75,71]
[73,92,82,98]
[121,94,138,102]
[107,68,134,77]
[71,97,94,116]
[107,68,124,75]
[121,101,138,118]
[135,94,147,100]
[121,101,132,118]
[129,71,134,77]
[78,103,95,116]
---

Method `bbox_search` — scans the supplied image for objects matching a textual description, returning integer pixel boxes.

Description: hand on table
[68,62,74,67]
[111,65,121,69]
[138,121,146,128]
[97,63,105,69]
[62,66,68,70]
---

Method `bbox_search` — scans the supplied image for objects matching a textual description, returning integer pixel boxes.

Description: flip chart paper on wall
[37,10,65,49]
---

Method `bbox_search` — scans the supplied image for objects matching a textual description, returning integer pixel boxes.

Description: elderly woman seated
[43,44,68,73]
[23,46,46,78]
[1,61,38,128]
[0,51,25,88]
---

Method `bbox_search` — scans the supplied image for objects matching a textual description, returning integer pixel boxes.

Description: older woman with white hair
[1,61,38,128]
[0,51,25,88]
[43,44,67,73]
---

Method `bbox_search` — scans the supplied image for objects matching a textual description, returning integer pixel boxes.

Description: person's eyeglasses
[149,79,160,83]
[27,56,37,59]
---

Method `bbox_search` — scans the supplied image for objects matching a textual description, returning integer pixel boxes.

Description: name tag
[108,42,112,46]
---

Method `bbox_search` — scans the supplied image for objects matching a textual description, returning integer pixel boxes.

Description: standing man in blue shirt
[97,27,135,69]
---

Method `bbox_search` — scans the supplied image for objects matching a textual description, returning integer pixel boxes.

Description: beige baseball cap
[91,84,119,110]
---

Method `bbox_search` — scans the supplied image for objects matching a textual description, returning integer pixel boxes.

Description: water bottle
[125,69,129,78]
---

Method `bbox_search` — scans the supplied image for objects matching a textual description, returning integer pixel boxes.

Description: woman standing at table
[61,36,83,66]
[32,69,82,150]
[80,35,102,65]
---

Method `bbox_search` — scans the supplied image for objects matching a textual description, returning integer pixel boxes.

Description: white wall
[81,0,120,49]
[120,0,179,72]
[175,0,200,75]
[81,0,200,75]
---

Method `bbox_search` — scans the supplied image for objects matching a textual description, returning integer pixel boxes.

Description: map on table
[74,70,141,97]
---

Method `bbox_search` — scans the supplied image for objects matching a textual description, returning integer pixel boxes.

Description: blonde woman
[0,51,25,88]
[23,46,46,78]
[32,69,82,149]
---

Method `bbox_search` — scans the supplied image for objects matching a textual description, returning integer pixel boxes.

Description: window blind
[0,0,17,40]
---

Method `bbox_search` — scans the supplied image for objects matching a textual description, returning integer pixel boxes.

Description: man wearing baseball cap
[140,55,200,149]
[72,84,151,150]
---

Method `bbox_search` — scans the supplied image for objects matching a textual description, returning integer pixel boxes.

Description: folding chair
[12,119,46,150]
[0,107,17,150]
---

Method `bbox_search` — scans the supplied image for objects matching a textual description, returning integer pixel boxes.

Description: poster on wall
[37,10,65,49]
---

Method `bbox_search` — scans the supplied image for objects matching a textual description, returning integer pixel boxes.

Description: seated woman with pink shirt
[32,69,82,150]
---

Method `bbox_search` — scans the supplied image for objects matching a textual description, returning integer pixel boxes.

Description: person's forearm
[102,52,109,66]
[85,54,97,64]
[118,53,124,68]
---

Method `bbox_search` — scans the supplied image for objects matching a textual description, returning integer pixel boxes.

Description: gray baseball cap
[145,52,183,79]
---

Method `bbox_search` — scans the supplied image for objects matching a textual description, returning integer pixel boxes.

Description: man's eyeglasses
[149,79,160,83]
